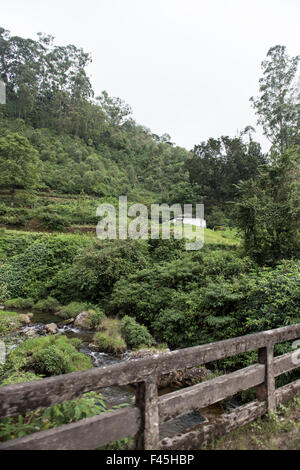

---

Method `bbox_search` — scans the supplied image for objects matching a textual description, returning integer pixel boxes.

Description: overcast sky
[1,0,300,150]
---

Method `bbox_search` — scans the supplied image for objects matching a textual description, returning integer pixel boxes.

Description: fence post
[257,343,276,413]
[134,375,160,450]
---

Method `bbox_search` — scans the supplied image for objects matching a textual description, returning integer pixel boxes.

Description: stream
[7,311,240,439]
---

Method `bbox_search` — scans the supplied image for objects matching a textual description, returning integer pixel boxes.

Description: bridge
[0,323,300,450]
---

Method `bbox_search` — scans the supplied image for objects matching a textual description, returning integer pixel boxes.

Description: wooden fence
[0,323,300,450]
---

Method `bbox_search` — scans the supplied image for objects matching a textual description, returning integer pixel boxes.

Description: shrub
[0,234,92,300]
[0,282,8,303]
[0,370,106,442]
[152,307,197,349]
[93,332,126,355]
[1,371,42,386]
[34,208,70,231]
[57,302,91,319]
[65,239,150,302]
[5,335,92,375]
[88,309,106,329]
[120,316,154,349]
[148,238,185,262]
[0,311,22,335]
[33,345,71,376]
[4,298,35,310]
[33,297,60,313]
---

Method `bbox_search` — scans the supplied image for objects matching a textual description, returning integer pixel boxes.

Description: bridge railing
[0,323,300,450]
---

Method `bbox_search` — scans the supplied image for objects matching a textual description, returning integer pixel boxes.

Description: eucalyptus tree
[251,45,300,154]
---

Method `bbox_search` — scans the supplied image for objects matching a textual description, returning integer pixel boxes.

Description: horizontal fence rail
[0,323,300,450]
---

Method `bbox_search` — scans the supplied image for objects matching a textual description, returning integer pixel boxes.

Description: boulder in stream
[44,323,59,334]
[19,314,32,325]
[24,328,38,338]
[74,311,93,329]
[88,343,100,352]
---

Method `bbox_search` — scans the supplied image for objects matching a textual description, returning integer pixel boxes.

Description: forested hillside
[0,27,270,229]
[0,27,190,204]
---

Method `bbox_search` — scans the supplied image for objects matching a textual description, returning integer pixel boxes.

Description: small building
[170,215,206,227]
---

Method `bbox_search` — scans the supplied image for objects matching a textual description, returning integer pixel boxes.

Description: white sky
[1,0,300,151]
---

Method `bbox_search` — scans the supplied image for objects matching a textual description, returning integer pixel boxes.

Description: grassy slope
[1,226,240,246]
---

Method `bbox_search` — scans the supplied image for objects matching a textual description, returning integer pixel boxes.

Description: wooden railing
[0,323,300,450]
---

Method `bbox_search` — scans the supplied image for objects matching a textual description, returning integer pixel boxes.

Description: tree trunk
[10,187,16,207]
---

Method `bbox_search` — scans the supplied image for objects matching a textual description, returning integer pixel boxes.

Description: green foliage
[0,133,40,206]
[0,311,22,335]
[234,147,300,264]
[250,45,300,154]
[0,232,93,300]
[93,317,127,354]
[148,238,186,262]
[93,332,126,355]
[41,392,106,427]
[5,335,92,375]
[206,207,227,229]
[57,301,91,319]
[4,298,34,310]
[186,135,266,214]
[0,391,106,442]
[56,240,151,302]
[152,305,198,349]
[0,282,8,303]
[0,371,42,386]
[58,304,105,328]
[0,25,191,206]
[109,246,300,365]
[33,297,60,313]
[0,360,107,444]
[88,309,106,329]
[109,249,253,325]
[0,378,106,442]
[120,316,154,350]
[33,345,74,376]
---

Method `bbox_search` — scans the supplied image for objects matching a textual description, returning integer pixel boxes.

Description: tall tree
[0,133,40,206]
[186,135,266,210]
[97,91,132,127]
[250,45,300,154]
[234,146,300,265]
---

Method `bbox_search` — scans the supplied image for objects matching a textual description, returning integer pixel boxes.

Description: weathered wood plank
[0,406,140,450]
[0,323,299,418]
[274,351,299,377]
[144,377,160,450]
[275,378,300,406]
[134,376,160,450]
[158,364,265,423]
[2,379,299,451]
[158,379,300,450]
[257,345,276,412]
[159,400,267,450]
